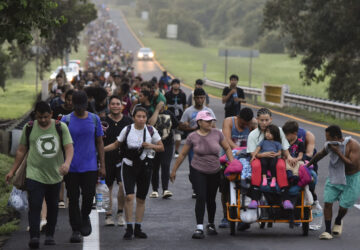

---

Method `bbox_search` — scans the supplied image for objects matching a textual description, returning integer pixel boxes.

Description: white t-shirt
[117,124,161,166]
[180,106,216,129]
[246,127,290,153]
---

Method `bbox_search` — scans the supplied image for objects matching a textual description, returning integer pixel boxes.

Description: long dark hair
[265,124,281,143]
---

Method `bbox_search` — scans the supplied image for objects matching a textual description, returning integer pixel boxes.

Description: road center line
[83,210,99,250]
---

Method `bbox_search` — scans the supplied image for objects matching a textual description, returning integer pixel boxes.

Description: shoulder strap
[65,112,71,126]
[25,121,34,148]
[89,112,97,135]
[55,120,64,152]
[146,125,154,137]
[124,124,132,144]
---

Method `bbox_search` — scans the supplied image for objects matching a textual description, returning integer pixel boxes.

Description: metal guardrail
[204,79,360,122]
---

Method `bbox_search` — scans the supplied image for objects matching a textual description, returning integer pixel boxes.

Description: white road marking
[83,210,100,250]
[354,204,360,210]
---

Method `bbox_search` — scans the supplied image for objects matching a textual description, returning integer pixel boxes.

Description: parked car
[137,47,154,60]
[49,60,81,82]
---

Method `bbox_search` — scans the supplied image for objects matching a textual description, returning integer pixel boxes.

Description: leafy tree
[8,42,32,78]
[263,0,360,103]
[38,0,97,79]
[141,0,284,50]
[0,48,9,91]
[0,0,60,44]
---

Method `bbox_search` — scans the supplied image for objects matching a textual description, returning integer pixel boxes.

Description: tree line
[135,0,285,51]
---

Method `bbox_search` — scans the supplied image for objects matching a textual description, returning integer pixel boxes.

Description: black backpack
[119,125,154,163]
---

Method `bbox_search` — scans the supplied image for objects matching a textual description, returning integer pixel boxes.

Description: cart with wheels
[226,178,312,236]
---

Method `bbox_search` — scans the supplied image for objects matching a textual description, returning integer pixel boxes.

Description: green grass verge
[0,154,19,235]
[119,5,329,99]
[247,100,360,133]
[0,43,87,120]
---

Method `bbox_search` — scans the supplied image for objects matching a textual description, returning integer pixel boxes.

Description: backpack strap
[123,124,132,144]
[119,125,132,160]
[55,120,64,153]
[25,121,34,148]
[64,112,72,126]
[89,112,98,137]
[146,125,154,137]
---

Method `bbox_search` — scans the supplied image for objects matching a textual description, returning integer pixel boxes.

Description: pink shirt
[186,128,224,174]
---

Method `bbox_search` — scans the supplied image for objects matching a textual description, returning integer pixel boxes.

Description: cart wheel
[302,222,309,236]
[260,222,266,229]
[230,222,236,235]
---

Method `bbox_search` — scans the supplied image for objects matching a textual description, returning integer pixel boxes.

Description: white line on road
[354,204,360,210]
[83,210,99,250]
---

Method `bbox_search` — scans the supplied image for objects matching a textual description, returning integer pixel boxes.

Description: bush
[0,154,19,236]
[177,18,203,47]
[9,60,26,78]
[258,31,285,53]
[0,50,9,91]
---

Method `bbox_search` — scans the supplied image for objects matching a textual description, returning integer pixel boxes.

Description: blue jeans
[26,178,61,238]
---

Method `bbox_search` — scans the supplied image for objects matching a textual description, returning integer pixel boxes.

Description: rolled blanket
[224,159,243,175]
[297,164,312,187]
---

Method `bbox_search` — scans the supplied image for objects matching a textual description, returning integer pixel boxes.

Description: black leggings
[151,141,174,191]
[190,166,220,225]
[64,171,98,232]
[260,157,277,177]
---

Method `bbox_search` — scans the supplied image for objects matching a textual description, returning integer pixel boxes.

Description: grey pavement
[4,5,360,250]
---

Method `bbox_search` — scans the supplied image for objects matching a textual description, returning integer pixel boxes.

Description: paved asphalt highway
[4,6,360,250]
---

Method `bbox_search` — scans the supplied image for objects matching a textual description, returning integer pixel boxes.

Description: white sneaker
[105,215,115,226]
[26,220,47,232]
[40,220,47,232]
[162,190,173,199]
[150,191,159,198]
[117,213,125,227]
[58,200,65,208]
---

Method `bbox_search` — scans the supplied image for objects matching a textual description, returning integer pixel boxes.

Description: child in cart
[250,125,282,188]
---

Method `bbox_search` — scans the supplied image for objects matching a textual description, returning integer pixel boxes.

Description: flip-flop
[332,223,343,236]
[319,232,333,240]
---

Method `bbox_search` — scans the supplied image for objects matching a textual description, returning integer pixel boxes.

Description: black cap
[194,88,206,97]
[72,90,88,109]
[171,78,180,85]
[195,79,203,85]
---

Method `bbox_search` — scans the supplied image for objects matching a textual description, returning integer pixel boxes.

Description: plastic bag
[8,187,28,211]
[240,207,261,224]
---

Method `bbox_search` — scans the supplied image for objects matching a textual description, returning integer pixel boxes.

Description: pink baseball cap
[196,110,216,121]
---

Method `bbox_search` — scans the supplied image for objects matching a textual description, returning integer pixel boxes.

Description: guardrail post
[0,130,10,154]
[42,80,49,101]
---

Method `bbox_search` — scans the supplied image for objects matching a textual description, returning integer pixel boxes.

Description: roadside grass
[120,5,330,99]
[0,154,19,235]
[0,44,87,120]
[251,100,360,133]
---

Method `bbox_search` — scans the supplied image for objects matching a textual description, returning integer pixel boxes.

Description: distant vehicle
[50,60,81,82]
[137,47,154,60]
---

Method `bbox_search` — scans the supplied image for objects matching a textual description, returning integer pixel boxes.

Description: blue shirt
[259,140,282,153]
[61,112,104,173]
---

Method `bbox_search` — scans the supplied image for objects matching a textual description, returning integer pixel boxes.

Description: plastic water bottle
[96,179,109,212]
[310,200,323,230]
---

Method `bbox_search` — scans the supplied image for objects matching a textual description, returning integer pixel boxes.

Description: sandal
[319,232,333,240]
[332,223,343,236]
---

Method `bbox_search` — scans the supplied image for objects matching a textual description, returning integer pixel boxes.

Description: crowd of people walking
[4,4,360,249]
